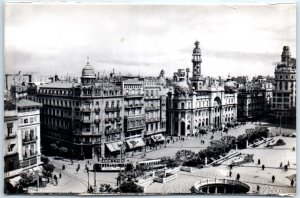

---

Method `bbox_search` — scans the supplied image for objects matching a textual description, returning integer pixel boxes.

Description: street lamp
[87,167,90,192]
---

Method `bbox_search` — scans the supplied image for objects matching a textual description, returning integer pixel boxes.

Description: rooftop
[17,99,42,108]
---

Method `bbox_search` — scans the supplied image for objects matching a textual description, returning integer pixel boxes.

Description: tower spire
[87,56,90,65]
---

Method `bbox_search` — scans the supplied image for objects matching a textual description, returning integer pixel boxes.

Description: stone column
[205,157,208,166]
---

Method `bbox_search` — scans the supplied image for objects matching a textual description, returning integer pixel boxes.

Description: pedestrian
[258,159,261,165]
[288,161,290,167]
[280,162,282,169]
[59,172,62,179]
[291,179,294,187]
[272,175,275,183]
[284,165,288,171]
[262,164,265,171]
[257,185,260,193]
[293,147,295,151]
[172,140,174,144]
[229,171,232,177]
[54,174,57,182]
[236,173,240,181]
[229,164,233,170]
[62,164,65,170]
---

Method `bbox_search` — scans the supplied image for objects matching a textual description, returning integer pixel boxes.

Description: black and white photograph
[3,2,296,196]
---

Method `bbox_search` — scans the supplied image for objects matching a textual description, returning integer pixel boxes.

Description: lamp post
[36,154,40,192]
[87,167,90,192]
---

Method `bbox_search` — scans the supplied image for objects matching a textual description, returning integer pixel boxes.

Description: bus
[136,159,165,171]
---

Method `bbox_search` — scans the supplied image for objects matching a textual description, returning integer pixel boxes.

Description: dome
[82,61,95,78]
[193,40,201,54]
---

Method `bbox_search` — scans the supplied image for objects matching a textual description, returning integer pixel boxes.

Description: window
[106,101,109,108]
[181,103,184,109]
[146,90,149,96]
[7,123,13,135]
[151,90,154,96]
[24,119,28,124]
[30,117,34,123]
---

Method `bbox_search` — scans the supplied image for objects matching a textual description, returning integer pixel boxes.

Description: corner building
[272,46,296,127]
[167,41,238,136]
[38,61,123,159]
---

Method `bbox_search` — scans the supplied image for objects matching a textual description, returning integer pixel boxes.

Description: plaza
[28,122,296,195]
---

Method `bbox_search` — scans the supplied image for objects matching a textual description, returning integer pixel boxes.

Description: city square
[4,3,296,196]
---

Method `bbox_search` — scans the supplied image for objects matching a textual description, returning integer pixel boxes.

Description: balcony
[94,118,101,123]
[22,157,37,168]
[81,107,91,112]
[114,117,122,122]
[145,96,159,100]
[146,118,160,123]
[23,151,37,160]
[126,125,145,131]
[23,136,37,144]
[125,104,143,109]
[94,107,100,112]
[82,119,92,123]
[105,106,121,112]
[105,128,122,135]
[6,134,17,139]
[145,106,160,111]
[124,93,144,98]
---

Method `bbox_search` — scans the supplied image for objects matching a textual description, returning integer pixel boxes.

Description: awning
[126,137,145,149]
[151,134,165,142]
[106,141,124,153]
[8,176,22,188]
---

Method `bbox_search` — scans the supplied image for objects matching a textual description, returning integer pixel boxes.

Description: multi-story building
[16,99,42,170]
[37,60,124,159]
[237,77,273,121]
[167,41,238,137]
[144,78,167,147]
[4,98,42,193]
[4,101,20,192]
[122,78,146,152]
[272,46,296,127]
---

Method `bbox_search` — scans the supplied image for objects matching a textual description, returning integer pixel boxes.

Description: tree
[119,181,143,193]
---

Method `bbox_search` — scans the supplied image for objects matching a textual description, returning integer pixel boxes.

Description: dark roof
[4,100,16,111]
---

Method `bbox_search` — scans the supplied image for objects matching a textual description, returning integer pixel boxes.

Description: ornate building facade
[272,46,296,127]
[37,60,168,159]
[167,41,238,137]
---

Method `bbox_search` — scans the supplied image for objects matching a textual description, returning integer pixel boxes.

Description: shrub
[119,181,143,193]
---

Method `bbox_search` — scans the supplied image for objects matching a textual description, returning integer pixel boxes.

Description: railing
[105,117,122,123]
[22,157,37,168]
[23,151,37,159]
[124,93,144,98]
[105,107,121,112]
[23,136,37,143]
[6,134,17,139]
[193,178,250,191]
[94,118,101,123]
[145,96,160,100]
[145,106,160,111]
[126,125,145,131]
[81,107,91,112]
[105,128,122,134]
[82,119,92,123]
[125,104,143,108]
[94,107,100,112]
[146,118,160,123]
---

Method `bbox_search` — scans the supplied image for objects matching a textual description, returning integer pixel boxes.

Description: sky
[4,3,296,80]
